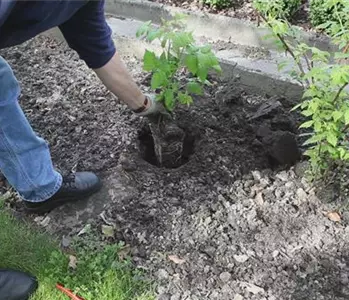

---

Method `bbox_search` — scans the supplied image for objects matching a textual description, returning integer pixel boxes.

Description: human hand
[136,94,171,122]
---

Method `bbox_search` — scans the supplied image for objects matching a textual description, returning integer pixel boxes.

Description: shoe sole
[24,179,103,214]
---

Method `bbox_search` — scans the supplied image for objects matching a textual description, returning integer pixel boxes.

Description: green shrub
[255,2,349,180]
[310,0,349,50]
[309,0,343,27]
[202,0,237,10]
[253,0,302,20]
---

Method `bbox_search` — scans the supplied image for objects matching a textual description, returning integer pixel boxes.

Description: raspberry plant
[255,2,349,179]
[136,14,222,111]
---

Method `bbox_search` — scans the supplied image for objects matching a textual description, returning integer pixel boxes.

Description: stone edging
[105,0,334,52]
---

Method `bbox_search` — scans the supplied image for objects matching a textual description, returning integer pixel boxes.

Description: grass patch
[0,209,154,300]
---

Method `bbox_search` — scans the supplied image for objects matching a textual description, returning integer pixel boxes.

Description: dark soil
[1,36,300,179]
[4,36,349,300]
[1,37,142,175]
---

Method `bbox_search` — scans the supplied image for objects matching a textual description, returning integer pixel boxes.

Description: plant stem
[258,13,310,87]
[333,82,349,104]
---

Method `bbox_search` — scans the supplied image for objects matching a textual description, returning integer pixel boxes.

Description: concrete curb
[105,0,334,52]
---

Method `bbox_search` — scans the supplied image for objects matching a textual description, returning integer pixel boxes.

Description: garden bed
[149,0,312,30]
[2,36,349,300]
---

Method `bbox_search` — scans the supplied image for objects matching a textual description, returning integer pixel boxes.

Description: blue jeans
[0,56,62,202]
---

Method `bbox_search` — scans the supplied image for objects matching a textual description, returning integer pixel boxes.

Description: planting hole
[138,125,195,168]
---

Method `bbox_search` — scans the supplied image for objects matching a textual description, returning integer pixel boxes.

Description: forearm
[93,52,147,111]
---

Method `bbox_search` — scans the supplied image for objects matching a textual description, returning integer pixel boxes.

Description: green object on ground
[0,210,154,300]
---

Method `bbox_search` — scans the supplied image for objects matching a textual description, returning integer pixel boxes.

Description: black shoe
[24,172,102,214]
[0,269,38,300]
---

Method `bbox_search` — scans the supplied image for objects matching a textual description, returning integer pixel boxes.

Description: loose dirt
[1,36,349,300]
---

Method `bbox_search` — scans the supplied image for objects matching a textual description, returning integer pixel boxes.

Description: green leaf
[314,120,322,132]
[197,68,208,82]
[197,52,219,68]
[334,52,349,60]
[299,120,314,129]
[164,89,175,111]
[326,131,338,147]
[136,20,152,38]
[161,38,168,48]
[303,134,322,146]
[302,109,314,117]
[151,71,166,89]
[339,147,347,160]
[277,60,289,72]
[178,92,193,105]
[308,100,319,112]
[185,54,198,74]
[344,110,349,125]
[200,45,212,53]
[212,64,222,74]
[332,111,343,122]
[143,50,157,71]
[172,32,194,49]
[186,82,203,95]
[147,30,161,42]
[291,103,302,112]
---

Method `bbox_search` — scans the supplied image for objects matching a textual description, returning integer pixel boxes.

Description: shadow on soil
[291,252,349,300]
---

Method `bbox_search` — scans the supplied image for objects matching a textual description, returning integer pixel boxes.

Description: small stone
[241,282,265,294]
[77,223,91,236]
[204,216,212,225]
[170,293,181,300]
[259,178,269,188]
[294,161,309,177]
[40,216,51,227]
[255,192,264,205]
[252,171,262,181]
[204,265,211,274]
[157,269,169,280]
[274,188,284,198]
[341,211,349,223]
[34,216,44,224]
[158,293,171,300]
[218,194,225,202]
[61,236,71,248]
[234,254,249,263]
[285,181,295,190]
[276,171,288,181]
[296,188,308,201]
[101,225,114,238]
[272,250,279,258]
[233,294,244,300]
[220,272,232,283]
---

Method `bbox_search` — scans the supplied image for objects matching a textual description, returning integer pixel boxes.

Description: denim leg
[0,56,62,202]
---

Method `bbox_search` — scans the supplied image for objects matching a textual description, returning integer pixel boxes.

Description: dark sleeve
[58,0,116,69]
[0,0,16,27]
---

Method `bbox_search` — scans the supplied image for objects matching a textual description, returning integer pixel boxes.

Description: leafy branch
[136,14,222,112]
[254,1,349,179]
